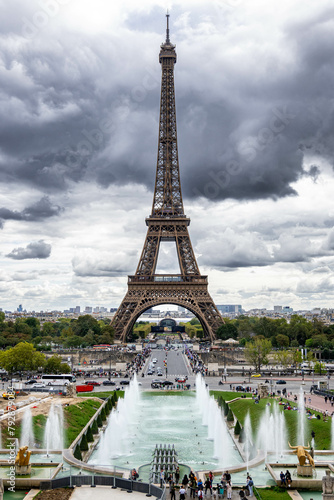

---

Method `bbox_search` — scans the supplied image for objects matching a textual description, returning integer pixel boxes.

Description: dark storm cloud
[6,240,51,260]
[0,2,334,204]
[0,196,62,226]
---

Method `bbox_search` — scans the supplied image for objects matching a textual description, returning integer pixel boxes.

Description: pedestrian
[308,397,311,405]
[225,471,231,482]
[160,469,165,488]
[197,479,203,492]
[198,489,203,500]
[238,489,245,498]
[280,471,286,486]
[204,476,212,496]
[182,474,189,491]
[285,470,292,488]
[226,481,232,500]
[246,475,253,497]
[190,477,197,498]
[171,482,176,500]
[325,396,328,404]
[180,486,186,500]
[175,467,180,485]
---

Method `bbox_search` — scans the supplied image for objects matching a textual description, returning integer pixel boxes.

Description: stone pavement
[286,389,334,415]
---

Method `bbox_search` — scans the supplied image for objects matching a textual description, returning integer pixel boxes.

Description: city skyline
[1,1,334,312]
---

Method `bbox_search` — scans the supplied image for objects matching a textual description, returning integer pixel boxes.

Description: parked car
[31,383,46,388]
[103,380,116,386]
[276,380,287,384]
[235,385,246,392]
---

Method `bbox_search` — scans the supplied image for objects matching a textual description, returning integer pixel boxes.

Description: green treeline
[0,312,114,349]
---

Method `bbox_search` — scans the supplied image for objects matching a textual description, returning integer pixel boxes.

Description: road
[4,347,332,397]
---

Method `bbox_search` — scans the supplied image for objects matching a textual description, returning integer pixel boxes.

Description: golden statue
[15,446,31,467]
[288,442,315,467]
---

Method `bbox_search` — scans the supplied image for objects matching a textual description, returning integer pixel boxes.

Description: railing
[128,275,208,284]
[40,474,164,497]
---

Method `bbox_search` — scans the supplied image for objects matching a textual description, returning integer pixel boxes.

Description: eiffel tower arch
[112,15,223,342]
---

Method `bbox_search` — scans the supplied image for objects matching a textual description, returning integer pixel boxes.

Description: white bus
[41,374,76,386]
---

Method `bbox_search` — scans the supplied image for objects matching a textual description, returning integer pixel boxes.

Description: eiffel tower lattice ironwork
[112,15,223,341]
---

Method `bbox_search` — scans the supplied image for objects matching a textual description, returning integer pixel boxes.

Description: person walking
[190,476,197,498]
[182,474,189,492]
[204,477,212,496]
[226,481,232,500]
[246,475,253,497]
[171,482,176,500]
[180,486,186,500]
[175,467,180,485]
[160,469,165,488]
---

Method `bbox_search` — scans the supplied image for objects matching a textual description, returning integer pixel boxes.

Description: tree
[226,408,234,422]
[44,355,71,374]
[273,349,293,367]
[314,361,326,374]
[80,434,88,451]
[0,342,45,373]
[275,334,290,348]
[244,338,272,372]
[74,444,82,460]
[86,426,94,443]
[234,420,241,435]
[73,315,101,337]
[216,321,238,341]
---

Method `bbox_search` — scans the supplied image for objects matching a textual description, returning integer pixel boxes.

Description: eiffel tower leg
[111,283,222,343]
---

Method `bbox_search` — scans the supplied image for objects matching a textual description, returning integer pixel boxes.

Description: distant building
[274,305,282,312]
[17,304,23,313]
[75,306,80,314]
[282,306,293,313]
[110,308,117,313]
[85,306,92,313]
[217,305,242,314]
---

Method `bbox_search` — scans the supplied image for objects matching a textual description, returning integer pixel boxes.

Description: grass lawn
[210,391,332,450]
[64,398,102,447]
[255,487,292,500]
[79,390,124,398]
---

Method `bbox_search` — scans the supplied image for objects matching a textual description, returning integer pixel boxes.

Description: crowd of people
[168,469,254,499]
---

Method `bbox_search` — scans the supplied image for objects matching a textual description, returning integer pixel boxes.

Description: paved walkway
[70,485,150,500]
[67,486,251,500]
[285,390,334,416]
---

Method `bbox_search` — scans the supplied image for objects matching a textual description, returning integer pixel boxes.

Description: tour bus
[41,374,76,386]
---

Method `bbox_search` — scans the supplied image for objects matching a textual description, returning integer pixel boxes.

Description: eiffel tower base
[112,277,222,342]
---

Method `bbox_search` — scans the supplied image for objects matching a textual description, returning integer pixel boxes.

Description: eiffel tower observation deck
[112,15,223,342]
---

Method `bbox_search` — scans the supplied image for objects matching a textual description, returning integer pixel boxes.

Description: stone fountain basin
[267,462,334,490]
[0,461,62,488]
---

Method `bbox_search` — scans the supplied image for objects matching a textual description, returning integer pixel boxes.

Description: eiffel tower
[112,15,223,342]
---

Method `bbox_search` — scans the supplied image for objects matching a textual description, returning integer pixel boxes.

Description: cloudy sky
[1,0,334,313]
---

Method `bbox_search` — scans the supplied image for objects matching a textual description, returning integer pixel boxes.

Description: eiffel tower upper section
[151,13,184,219]
[134,14,200,279]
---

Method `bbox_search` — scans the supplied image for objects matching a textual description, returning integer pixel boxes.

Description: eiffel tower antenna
[166,11,170,43]
[112,15,223,341]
